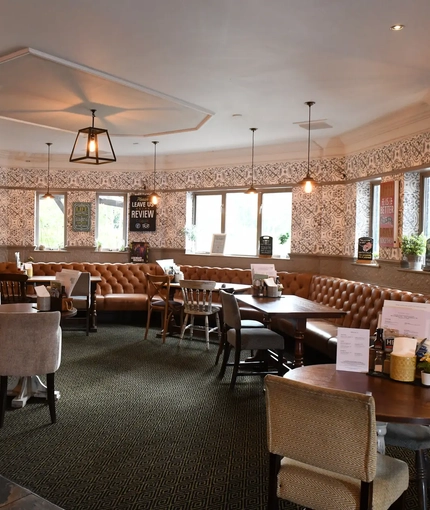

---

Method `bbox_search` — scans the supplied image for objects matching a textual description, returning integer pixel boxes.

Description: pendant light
[149,141,161,205]
[299,101,317,193]
[42,142,54,200]
[69,109,116,164]
[245,128,258,194]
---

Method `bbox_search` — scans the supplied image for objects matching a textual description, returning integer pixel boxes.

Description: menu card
[381,301,430,340]
[336,327,370,372]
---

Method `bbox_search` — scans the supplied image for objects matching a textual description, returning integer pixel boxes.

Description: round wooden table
[284,364,430,424]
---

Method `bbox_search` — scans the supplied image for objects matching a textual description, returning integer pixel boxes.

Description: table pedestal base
[7,376,60,408]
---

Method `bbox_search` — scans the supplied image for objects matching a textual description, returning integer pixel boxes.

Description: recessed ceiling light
[232,114,242,118]
[390,24,404,31]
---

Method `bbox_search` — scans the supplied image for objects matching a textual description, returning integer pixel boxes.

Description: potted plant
[278,232,290,258]
[401,233,426,270]
[417,352,430,386]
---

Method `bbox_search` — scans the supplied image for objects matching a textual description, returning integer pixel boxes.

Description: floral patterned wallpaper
[1,131,429,257]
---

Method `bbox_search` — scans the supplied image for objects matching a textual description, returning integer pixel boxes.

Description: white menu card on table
[336,327,370,372]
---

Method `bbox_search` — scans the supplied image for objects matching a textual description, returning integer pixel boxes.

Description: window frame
[35,191,66,249]
[95,192,127,251]
[192,187,292,256]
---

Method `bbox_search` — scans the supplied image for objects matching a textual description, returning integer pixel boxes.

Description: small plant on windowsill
[401,233,426,256]
[278,233,290,245]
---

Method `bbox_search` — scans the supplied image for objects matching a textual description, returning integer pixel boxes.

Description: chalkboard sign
[72,202,91,232]
[259,236,273,256]
[129,195,156,232]
[357,236,373,263]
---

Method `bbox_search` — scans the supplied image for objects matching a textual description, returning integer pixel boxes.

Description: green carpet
[0,325,422,509]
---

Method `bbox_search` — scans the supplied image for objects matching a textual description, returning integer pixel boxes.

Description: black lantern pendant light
[69,109,116,164]
[299,101,317,193]
[149,141,161,205]
[245,127,258,194]
[42,142,54,200]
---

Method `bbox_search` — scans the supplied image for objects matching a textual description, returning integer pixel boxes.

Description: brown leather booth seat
[26,262,164,312]
[275,275,430,361]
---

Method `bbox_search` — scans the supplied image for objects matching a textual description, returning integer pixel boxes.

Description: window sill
[352,261,380,268]
[398,268,430,274]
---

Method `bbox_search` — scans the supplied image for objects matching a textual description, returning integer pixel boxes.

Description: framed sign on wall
[379,181,399,249]
[129,195,156,232]
[72,202,91,232]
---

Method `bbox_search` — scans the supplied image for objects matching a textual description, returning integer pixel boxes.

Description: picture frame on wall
[72,202,91,232]
[130,241,150,263]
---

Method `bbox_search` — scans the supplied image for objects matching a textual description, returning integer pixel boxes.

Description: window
[96,194,127,251]
[36,192,66,249]
[192,189,292,256]
[371,182,380,256]
[422,173,430,238]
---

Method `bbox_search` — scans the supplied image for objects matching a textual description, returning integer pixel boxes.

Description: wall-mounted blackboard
[72,202,91,232]
[259,236,273,256]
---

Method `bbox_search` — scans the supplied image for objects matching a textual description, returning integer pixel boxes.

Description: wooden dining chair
[0,273,28,303]
[264,375,409,510]
[145,273,183,343]
[178,280,221,350]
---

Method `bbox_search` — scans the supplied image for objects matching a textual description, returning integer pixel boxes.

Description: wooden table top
[0,303,77,317]
[284,363,430,424]
[236,294,346,319]
[28,275,102,283]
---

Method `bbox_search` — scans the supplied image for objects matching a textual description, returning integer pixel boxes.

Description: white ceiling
[0,0,429,165]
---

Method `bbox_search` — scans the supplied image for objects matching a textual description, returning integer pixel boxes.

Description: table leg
[293,318,306,368]
[7,376,60,408]
[376,421,387,454]
[89,281,98,332]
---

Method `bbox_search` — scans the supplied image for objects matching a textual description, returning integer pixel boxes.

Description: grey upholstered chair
[179,280,221,350]
[218,290,284,389]
[264,375,409,510]
[67,271,91,335]
[0,311,62,427]
[385,423,430,510]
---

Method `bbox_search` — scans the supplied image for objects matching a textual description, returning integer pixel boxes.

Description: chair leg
[46,373,56,424]
[204,316,210,350]
[144,307,152,340]
[416,449,428,510]
[179,314,189,346]
[277,349,284,376]
[0,376,7,428]
[230,346,241,390]
[215,326,227,365]
[267,453,280,510]
[218,343,231,380]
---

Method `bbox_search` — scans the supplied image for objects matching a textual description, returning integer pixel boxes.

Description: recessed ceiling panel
[0,48,212,137]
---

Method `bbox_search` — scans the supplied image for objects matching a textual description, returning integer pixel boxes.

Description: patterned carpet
[0,325,423,509]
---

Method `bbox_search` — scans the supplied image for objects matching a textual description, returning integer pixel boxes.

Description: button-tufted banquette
[1,261,429,363]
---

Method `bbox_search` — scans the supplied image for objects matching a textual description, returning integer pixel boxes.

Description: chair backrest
[219,289,242,330]
[264,375,377,482]
[0,273,28,303]
[146,273,172,303]
[70,272,90,297]
[0,311,62,376]
[180,280,216,313]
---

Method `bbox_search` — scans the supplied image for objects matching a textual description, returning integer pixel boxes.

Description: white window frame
[96,193,127,251]
[35,192,66,249]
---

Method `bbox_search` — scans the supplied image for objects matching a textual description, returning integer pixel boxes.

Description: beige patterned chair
[264,375,409,510]
[0,311,62,427]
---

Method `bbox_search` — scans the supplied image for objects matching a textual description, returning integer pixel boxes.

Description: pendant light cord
[152,141,159,190]
[306,101,314,178]
[46,142,52,193]
[250,127,257,186]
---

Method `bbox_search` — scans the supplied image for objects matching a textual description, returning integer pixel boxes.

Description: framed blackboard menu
[72,202,91,232]
[357,236,373,263]
[129,195,156,232]
[259,236,273,256]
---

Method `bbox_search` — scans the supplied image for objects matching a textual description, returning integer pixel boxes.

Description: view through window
[96,194,126,251]
[193,190,292,256]
[36,193,65,249]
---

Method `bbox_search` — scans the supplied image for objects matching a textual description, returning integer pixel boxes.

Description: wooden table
[28,275,101,332]
[0,303,75,408]
[236,294,346,367]
[284,363,430,424]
